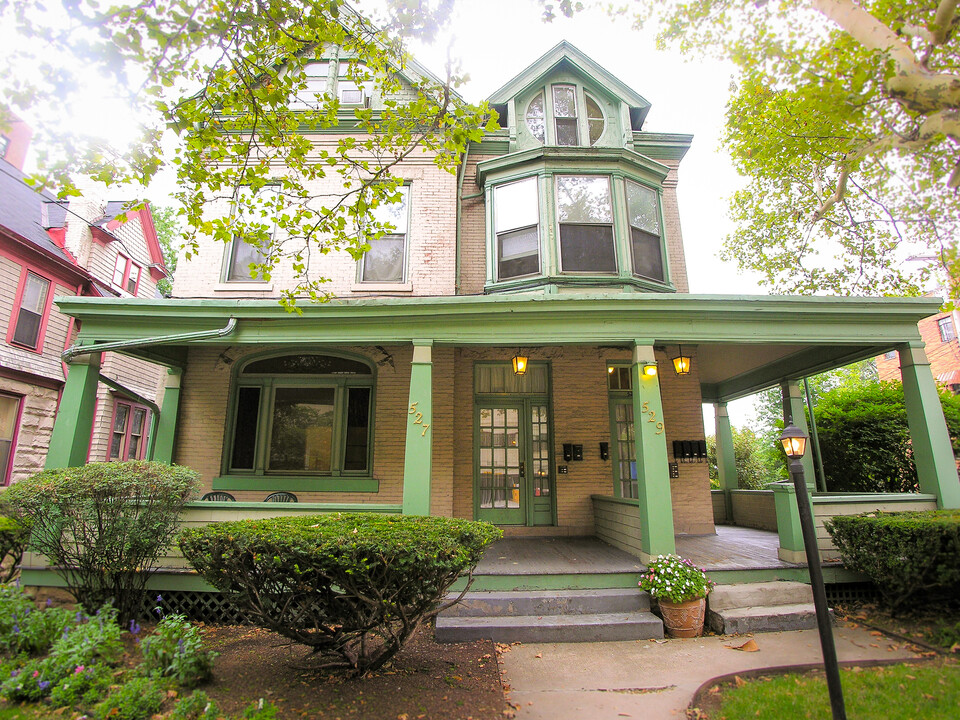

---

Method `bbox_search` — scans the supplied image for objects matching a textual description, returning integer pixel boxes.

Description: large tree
[547,0,960,298]
[0,1,494,308]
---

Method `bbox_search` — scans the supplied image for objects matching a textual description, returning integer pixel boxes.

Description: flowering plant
[639,554,715,603]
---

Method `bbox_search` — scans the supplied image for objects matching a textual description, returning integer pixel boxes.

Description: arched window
[227,353,374,476]
[526,92,546,144]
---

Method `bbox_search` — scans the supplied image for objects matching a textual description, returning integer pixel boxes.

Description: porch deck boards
[475,537,644,576]
[676,525,799,571]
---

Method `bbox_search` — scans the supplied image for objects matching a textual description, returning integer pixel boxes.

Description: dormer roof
[487,40,652,129]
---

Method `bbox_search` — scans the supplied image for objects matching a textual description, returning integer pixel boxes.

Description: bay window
[626,180,665,282]
[556,175,616,273]
[494,178,540,280]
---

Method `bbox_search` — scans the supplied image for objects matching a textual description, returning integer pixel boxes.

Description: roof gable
[487,41,651,127]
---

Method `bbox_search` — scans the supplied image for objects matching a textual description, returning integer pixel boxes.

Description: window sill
[214,282,274,292]
[351,282,413,293]
[212,476,379,493]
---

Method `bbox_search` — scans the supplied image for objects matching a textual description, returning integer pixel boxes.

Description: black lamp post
[781,421,847,720]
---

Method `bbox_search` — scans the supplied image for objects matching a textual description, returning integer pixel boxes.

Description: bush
[2,461,200,622]
[168,690,223,720]
[0,514,30,583]
[179,513,501,675]
[825,509,960,613]
[140,613,217,687]
[48,662,113,710]
[93,675,169,720]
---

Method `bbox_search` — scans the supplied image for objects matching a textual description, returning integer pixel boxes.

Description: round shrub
[826,509,960,613]
[3,461,200,623]
[179,513,501,674]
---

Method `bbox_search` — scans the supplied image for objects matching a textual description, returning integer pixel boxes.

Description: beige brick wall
[661,165,689,293]
[459,154,490,296]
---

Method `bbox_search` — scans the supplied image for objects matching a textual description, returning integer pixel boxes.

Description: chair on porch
[264,491,298,503]
[200,492,236,502]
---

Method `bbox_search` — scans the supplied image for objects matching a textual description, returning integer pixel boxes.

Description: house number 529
[408,402,431,437]
[641,401,665,436]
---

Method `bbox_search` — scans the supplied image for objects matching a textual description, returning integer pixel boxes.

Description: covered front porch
[41,292,960,570]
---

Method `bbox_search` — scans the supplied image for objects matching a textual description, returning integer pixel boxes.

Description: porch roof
[55,292,940,402]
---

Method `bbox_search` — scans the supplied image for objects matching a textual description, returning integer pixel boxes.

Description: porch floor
[475,526,798,576]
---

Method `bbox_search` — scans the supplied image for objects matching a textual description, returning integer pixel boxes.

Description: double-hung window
[11,271,51,350]
[525,86,605,147]
[939,317,956,342]
[494,178,540,280]
[111,253,142,295]
[227,353,374,477]
[626,181,665,282]
[109,400,150,461]
[360,186,409,283]
[556,175,616,273]
[290,62,330,108]
[552,85,579,146]
[0,394,21,485]
[225,186,275,282]
[337,60,369,107]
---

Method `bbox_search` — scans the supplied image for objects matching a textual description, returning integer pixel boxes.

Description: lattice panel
[137,591,253,625]
[825,582,878,605]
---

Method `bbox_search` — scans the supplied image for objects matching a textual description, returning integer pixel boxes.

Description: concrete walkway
[498,624,924,719]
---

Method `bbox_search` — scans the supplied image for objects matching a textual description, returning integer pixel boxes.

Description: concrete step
[435,611,664,643]
[441,589,650,618]
[708,602,826,635]
[709,581,814,611]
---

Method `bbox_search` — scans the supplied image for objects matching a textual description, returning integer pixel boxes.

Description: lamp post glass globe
[780,422,808,460]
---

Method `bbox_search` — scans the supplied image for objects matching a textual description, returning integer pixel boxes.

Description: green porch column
[781,380,816,490]
[714,402,737,523]
[900,344,960,508]
[632,343,676,559]
[152,368,182,464]
[46,352,101,469]
[402,341,433,515]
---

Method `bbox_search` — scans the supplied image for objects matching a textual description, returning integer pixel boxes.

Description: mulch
[198,624,509,720]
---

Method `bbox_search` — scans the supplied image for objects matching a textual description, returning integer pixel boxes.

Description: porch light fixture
[672,346,691,375]
[512,351,528,376]
[780,422,808,460]
[642,362,658,377]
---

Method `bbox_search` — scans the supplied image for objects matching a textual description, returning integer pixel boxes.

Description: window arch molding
[217,349,378,492]
[522,81,611,148]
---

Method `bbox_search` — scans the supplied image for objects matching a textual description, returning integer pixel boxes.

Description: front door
[475,401,554,525]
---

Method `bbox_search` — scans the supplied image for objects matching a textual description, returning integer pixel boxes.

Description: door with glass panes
[475,400,554,525]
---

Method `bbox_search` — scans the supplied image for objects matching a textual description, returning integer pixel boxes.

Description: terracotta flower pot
[658,596,706,638]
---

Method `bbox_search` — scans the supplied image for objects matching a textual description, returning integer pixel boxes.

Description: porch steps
[707,581,825,634]
[434,588,664,643]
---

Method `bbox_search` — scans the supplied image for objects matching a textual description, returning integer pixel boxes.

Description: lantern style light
[512,352,528,376]
[642,362,658,377]
[780,422,808,460]
[672,345,691,375]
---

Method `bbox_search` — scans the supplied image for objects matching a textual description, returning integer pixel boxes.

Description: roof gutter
[62,316,238,364]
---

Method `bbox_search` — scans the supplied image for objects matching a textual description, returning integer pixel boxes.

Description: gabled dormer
[474,42,691,296]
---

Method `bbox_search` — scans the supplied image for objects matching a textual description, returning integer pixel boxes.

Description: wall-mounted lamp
[642,362,658,377]
[512,350,528,376]
[672,345,691,375]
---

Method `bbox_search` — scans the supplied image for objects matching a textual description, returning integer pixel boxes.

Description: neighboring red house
[0,126,170,484]
[877,300,960,394]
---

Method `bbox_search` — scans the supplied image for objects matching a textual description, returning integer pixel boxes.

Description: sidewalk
[497,624,924,719]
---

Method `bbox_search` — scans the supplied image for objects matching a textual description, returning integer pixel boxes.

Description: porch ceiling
[54,293,938,397]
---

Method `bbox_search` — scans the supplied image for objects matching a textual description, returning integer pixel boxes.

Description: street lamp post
[781,421,847,720]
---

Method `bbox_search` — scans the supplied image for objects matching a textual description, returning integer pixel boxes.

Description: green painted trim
[211,476,380,492]
[811,492,938,504]
[476,146,669,187]
[631,349,676,556]
[590,494,640,507]
[153,368,182,464]
[484,273,676,296]
[770,481,805,553]
[715,403,737,519]
[707,565,865,585]
[631,132,694,162]
[402,345,433,515]
[452,572,643,592]
[782,380,816,487]
[184,501,400,512]
[900,349,960,509]
[607,395,635,498]
[45,354,100,469]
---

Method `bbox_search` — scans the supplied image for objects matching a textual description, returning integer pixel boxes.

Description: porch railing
[591,495,642,558]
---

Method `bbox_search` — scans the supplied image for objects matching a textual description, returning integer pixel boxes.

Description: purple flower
[12,624,19,635]
[76,611,83,622]
[129,619,141,635]
[156,594,163,602]
[45,598,52,607]
[177,638,185,655]
[38,680,49,691]
[10,670,18,678]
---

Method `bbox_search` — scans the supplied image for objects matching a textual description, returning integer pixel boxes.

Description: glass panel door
[476,404,525,525]
[613,400,638,498]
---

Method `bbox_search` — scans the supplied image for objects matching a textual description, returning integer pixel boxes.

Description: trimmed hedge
[179,513,501,674]
[825,509,960,612]
[3,461,199,623]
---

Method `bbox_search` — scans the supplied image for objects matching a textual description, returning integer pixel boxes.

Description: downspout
[62,317,238,364]
[96,374,162,460]
[803,377,828,493]
[455,143,470,294]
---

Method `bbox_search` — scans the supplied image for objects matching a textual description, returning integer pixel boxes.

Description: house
[876,301,960,394]
[0,124,170,484]
[32,42,960,591]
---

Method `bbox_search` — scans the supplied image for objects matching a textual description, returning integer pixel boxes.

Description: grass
[713,661,960,719]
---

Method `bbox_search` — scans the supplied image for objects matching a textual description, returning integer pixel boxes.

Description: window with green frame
[226,353,374,476]
[607,364,638,499]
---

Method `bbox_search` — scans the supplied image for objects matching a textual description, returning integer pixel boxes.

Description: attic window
[290,62,329,108]
[552,85,578,146]
[526,92,545,143]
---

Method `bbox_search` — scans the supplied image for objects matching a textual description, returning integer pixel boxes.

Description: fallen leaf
[535,653,542,659]
[727,639,759,652]
[734,675,746,688]
[397,714,408,720]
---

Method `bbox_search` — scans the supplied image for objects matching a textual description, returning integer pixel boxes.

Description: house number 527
[408,402,431,437]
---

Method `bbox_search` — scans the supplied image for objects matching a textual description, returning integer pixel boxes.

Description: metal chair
[200,491,236,502]
[264,491,298,503]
